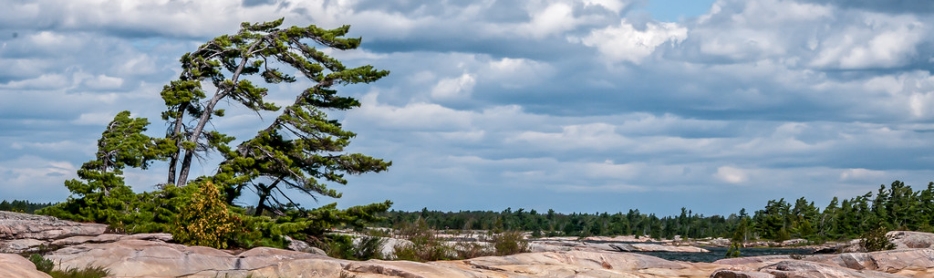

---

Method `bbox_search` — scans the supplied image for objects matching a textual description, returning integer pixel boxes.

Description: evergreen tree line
[374,180,934,242]
[0,200,54,214]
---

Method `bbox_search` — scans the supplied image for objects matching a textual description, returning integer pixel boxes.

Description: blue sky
[2,0,934,217]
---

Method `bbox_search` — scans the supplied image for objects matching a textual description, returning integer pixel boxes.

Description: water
[636,247,814,263]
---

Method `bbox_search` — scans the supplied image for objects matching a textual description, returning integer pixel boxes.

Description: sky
[2,0,934,217]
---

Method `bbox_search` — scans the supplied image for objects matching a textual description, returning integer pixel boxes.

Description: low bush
[49,266,110,278]
[724,242,741,258]
[27,254,110,278]
[392,218,456,261]
[453,241,492,259]
[28,254,53,273]
[390,218,530,261]
[326,234,386,260]
[860,222,896,252]
[171,181,241,249]
[491,230,529,256]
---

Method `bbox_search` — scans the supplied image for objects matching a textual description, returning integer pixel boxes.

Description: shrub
[353,236,387,260]
[326,234,386,260]
[724,242,741,258]
[49,266,110,278]
[491,230,529,256]
[27,254,110,278]
[860,222,895,252]
[393,241,453,262]
[392,218,455,261]
[453,241,492,259]
[29,254,54,273]
[171,181,242,249]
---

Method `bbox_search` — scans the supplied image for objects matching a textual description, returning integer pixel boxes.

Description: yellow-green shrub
[171,181,241,249]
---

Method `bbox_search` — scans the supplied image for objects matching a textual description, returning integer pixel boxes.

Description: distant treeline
[0,200,55,214]
[6,180,933,242]
[373,180,934,242]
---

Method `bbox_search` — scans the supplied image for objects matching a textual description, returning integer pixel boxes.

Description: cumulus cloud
[809,14,926,69]
[5,0,934,215]
[430,73,476,101]
[0,156,77,202]
[715,166,748,184]
[576,19,688,64]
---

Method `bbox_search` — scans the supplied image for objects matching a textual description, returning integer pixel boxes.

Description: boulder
[0,211,106,240]
[452,250,719,277]
[0,238,46,253]
[804,248,934,274]
[780,238,808,246]
[888,231,934,249]
[759,260,904,278]
[811,231,934,254]
[0,253,52,278]
[284,236,327,255]
[710,269,776,278]
[713,249,934,277]
[345,260,481,278]
[50,233,172,247]
[45,239,329,277]
[611,243,709,253]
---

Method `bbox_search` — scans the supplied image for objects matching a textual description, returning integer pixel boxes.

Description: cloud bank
[2,0,934,215]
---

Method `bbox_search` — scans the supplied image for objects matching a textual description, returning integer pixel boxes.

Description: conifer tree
[39,111,172,226]
[160,18,389,189]
[157,18,391,214]
[43,19,393,246]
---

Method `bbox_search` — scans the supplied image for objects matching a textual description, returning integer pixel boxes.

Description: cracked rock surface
[0,211,107,241]
[4,212,934,277]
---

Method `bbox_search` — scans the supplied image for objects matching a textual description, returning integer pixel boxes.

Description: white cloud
[0,74,70,90]
[810,14,925,69]
[582,0,630,13]
[0,156,77,201]
[484,58,555,88]
[839,168,885,181]
[577,19,687,64]
[521,3,578,38]
[83,74,124,90]
[715,166,748,184]
[508,123,629,150]
[430,73,476,101]
[72,112,116,125]
[350,92,473,131]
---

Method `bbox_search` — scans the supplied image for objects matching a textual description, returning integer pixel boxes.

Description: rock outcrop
[39,239,721,277]
[2,236,934,277]
[759,260,905,278]
[888,231,934,249]
[611,243,710,253]
[0,211,111,253]
[1,231,174,253]
[529,238,710,253]
[4,213,934,278]
[711,260,906,278]
[0,253,51,278]
[0,211,106,241]
[713,248,934,277]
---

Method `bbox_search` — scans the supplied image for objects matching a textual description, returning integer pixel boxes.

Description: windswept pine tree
[41,18,393,247]
[157,18,391,215]
[39,111,170,224]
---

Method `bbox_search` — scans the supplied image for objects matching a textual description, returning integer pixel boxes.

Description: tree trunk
[253,180,279,216]
[254,188,268,217]
[166,103,188,185]
[176,43,259,187]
